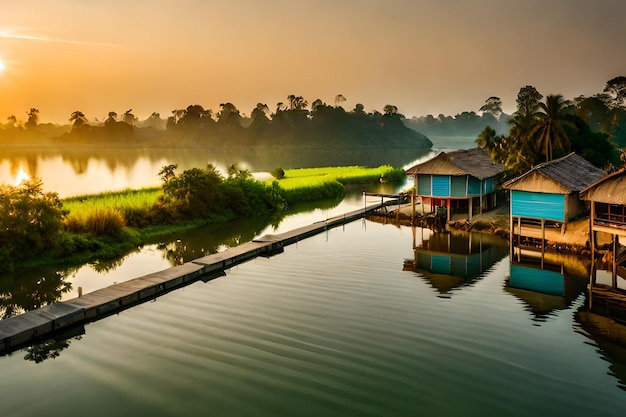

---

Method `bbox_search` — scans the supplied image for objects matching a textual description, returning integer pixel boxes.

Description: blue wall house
[405,148,506,221]
[502,152,605,241]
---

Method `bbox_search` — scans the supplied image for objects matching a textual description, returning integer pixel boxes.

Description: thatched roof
[580,167,626,204]
[405,148,505,180]
[502,153,606,194]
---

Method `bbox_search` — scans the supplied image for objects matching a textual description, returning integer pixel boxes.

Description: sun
[0,58,5,73]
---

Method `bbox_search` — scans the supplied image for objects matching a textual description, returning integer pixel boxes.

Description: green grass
[62,187,161,230]
[270,165,405,190]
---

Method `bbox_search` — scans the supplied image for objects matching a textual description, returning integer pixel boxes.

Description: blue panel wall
[483,177,495,194]
[468,176,481,195]
[417,175,431,196]
[430,255,451,275]
[451,176,467,197]
[510,265,564,296]
[432,175,450,197]
[511,190,565,221]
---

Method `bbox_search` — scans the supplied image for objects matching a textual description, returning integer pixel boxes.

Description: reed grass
[62,187,161,232]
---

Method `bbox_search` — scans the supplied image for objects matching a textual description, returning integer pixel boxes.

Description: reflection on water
[506,250,590,322]
[0,147,433,197]
[403,228,509,295]
[0,269,72,319]
[2,221,626,416]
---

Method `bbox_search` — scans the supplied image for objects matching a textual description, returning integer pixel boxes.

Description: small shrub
[83,208,126,236]
[271,166,285,179]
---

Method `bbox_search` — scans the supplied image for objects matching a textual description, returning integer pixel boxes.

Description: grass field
[269,165,405,189]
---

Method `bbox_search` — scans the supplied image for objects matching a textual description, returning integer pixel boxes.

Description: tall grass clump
[64,207,127,236]
[63,187,160,229]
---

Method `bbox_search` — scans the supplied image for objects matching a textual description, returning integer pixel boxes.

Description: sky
[0,0,624,124]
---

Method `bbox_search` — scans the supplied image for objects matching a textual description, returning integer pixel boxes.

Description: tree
[122,109,136,126]
[6,115,18,129]
[334,94,346,108]
[287,95,308,111]
[104,111,117,127]
[479,97,503,120]
[383,104,399,116]
[0,179,67,271]
[144,112,165,130]
[604,76,626,108]
[506,85,544,166]
[25,108,39,129]
[516,85,543,118]
[69,111,88,132]
[475,126,497,152]
[531,94,573,162]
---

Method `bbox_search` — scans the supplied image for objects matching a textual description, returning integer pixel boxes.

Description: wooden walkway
[0,201,393,355]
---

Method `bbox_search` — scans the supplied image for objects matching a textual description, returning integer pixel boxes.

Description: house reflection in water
[506,251,589,319]
[403,227,508,294]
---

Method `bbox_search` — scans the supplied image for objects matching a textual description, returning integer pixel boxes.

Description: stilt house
[405,147,506,221]
[502,153,606,234]
[580,167,626,292]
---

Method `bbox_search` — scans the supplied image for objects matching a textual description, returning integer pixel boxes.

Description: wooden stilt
[509,214,514,260]
[613,234,618,290]
[541,219,545,268]
[517,217,522,262]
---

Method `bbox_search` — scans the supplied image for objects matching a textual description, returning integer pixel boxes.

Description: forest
[407,77,626,173]
[1,77,625,173]
[0,95,432,149]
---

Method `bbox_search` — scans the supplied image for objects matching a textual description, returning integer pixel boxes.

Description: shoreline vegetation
[0,165,406,274]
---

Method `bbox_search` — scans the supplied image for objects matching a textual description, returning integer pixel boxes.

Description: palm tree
[475,126,497,152]
[531,94,573,162]
[69,111,87,127]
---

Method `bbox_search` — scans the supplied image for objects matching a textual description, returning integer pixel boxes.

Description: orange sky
[1,0,625,124]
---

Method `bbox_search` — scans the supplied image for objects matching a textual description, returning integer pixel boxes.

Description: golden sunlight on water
[13,166,30,185]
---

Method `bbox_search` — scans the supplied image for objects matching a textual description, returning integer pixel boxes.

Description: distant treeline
[405,78,626,151]
[0,96,432,149]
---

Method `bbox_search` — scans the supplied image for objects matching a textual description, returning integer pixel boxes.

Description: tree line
[0,95,432,149]
[405,76,626,168]
[473,77,626,174]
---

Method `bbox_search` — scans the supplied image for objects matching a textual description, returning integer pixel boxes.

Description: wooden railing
[594,212,626,229]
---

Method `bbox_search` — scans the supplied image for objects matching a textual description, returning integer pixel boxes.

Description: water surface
[1,221,625,416]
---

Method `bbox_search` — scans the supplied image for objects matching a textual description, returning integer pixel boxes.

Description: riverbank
[371,201,593,256]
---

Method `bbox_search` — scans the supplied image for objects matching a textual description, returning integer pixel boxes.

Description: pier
[0,201,397,355]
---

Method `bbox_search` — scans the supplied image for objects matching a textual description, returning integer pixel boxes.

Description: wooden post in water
[509,214,514,260]
[517,216,522,262]
[541,218,546,268]
[612,234,618,290]
[589,201,596,292]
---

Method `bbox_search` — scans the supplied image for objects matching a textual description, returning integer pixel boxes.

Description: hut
[580,167,626,292]
[502,153,605,249]
[405,148,506,221]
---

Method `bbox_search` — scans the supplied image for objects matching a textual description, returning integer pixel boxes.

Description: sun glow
[14,167,30,185]
[0,59,5,73]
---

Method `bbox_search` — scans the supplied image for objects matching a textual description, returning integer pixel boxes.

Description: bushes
[156,164,227,220]
[0,179,67,271]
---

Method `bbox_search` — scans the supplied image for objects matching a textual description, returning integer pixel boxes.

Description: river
[1,220,626,416]
[2,142,626,415]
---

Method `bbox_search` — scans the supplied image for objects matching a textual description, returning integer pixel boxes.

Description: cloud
[0,30,116,47]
